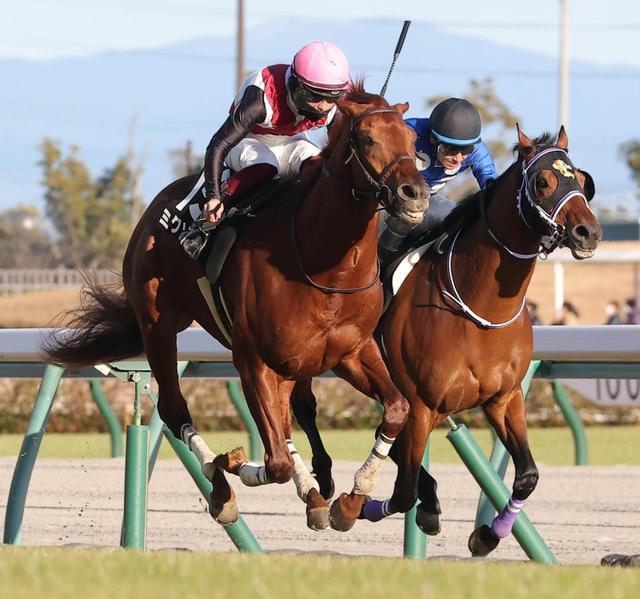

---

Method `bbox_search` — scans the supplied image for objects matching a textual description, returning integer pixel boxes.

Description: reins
[291,107,409,294]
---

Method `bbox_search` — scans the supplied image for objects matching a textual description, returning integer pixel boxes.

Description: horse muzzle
[393,181,430,225]
[565,221,602,260]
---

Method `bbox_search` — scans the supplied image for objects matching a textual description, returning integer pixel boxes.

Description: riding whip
[379,20,411,98]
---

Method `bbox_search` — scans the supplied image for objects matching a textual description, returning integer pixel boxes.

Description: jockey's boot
[180,163,277,260]
[378,215,415,268]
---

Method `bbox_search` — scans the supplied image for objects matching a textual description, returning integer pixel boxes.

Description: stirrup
[179,219,218,260]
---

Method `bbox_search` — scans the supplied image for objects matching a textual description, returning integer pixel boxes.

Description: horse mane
[321,78,390,158]
[421,131,558,242]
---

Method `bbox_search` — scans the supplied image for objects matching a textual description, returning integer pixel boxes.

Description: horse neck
[296,127,380,275]
[452,165,541,322]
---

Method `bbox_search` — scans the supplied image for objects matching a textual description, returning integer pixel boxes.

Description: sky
[4,0,640,67]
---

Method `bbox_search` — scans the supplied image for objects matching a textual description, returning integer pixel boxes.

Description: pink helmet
[291,41,350,91]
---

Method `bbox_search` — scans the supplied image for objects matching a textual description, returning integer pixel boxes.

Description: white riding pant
[225,132,322,179]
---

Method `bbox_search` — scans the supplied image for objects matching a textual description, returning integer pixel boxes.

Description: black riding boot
[378,215,415,267]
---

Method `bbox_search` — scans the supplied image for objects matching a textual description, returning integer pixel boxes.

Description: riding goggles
[297,81,344,104]
[439,142,476,157]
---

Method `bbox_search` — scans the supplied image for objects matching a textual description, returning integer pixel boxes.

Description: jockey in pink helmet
[200,41,350,226]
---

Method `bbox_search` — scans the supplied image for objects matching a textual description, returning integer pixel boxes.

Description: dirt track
[1,457,639,564]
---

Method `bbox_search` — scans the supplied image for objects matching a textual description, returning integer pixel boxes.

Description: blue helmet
[430,98,482,146]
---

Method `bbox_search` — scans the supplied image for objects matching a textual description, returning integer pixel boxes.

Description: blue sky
[4,0,640,67]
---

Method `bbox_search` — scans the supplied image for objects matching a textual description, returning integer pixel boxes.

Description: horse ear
[557,125,569,150]
[392,102,409,115]
[577,169,596,201]
[337,99,370,119]
[516,123,535,159]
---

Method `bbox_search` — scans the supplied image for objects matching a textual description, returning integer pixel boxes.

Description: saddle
[160,171,287,283]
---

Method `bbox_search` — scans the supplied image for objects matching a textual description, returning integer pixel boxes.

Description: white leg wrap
[181,424,217,481]
[286,439,319,502]
[238,462,270,487]
[352,434,394,495]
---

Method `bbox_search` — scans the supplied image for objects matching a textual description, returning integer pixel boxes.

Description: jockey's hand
[203,197,224,223]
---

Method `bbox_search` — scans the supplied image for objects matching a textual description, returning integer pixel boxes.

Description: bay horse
[43,83,430,532]
[291,126,602,552]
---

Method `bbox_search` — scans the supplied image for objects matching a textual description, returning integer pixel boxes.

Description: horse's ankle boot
[378,216,415,267]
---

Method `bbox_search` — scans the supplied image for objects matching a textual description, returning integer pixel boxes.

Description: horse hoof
[209,498,239,526]
[601,554,640,568]
[468,524,500,557]
[307,506,330,531]
[416,503,441,536]
[328,494,358,532]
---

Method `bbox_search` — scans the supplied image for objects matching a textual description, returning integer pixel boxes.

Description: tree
[619,139,640,194]
[0,205,58,268]
[167,140,204,179]
[38,138,136,268]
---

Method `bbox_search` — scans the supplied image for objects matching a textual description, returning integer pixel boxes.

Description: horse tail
[42,274,144,369]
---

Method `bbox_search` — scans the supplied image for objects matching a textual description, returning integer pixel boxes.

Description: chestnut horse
[44,84,429,532]
[292,126,602,552]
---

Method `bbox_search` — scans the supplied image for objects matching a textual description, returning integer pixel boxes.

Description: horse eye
[536,176,548,189]
[360,135,374,148]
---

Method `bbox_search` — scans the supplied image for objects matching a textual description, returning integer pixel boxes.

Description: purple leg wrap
[362,499,394,522]
[491,496,525,538]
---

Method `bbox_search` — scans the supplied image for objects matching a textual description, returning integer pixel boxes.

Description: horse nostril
[399,183,417,199]
[572,224,591,240]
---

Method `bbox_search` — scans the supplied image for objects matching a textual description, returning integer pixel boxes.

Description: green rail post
[162,424,263,553]
[226,380,263,462]
[89,380,123,458]
[552,381,588,465]
[446,417,556,564]
[3,364,64,545]
[403,439,430,559]
[121,372,149,549]
[475,360,541,529]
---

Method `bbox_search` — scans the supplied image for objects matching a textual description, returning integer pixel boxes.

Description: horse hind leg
[141,320,238,526]
[291,379,335,500]
[468,388,539,557]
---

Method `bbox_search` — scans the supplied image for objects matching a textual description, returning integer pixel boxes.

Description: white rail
[1,326,640,363]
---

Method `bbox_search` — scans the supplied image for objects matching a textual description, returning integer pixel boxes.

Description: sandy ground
[1,457,639,564]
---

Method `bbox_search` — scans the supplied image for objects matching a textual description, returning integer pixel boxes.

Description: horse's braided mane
[420,131,559,242]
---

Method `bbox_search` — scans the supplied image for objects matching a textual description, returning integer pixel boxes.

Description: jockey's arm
[203,85,267,202]
[469,141,498,190]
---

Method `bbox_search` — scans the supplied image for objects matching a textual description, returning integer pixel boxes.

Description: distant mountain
[3,18,638,213]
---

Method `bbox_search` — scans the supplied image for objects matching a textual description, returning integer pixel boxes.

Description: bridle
[292,107,414,294]
[322,108,414,211]
[485,146,593,260]
[442,145,593,328]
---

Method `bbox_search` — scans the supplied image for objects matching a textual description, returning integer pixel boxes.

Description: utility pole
[558,0,569,133]
[236,0,245,91]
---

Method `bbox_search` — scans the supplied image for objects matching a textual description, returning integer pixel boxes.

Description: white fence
[0,269,120,294]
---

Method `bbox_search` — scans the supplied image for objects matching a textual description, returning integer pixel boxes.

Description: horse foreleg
[360,403,436,529]
[329,336,410,531]
[291,379,335,500]
[468,388,539,557]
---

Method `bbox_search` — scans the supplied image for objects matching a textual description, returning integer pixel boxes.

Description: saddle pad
[158,172,206,235]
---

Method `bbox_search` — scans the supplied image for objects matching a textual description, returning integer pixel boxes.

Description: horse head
[331,85,430,225]
[517,125,602,259]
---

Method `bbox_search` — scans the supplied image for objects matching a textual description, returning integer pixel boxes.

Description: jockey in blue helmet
[379,97,497,264]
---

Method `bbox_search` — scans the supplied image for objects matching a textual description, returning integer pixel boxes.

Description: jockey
[202,41,351,225]
[379,97,497,264]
